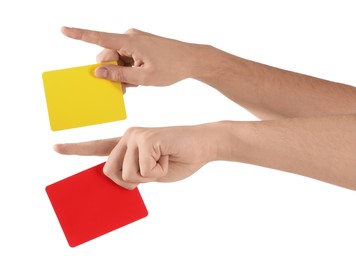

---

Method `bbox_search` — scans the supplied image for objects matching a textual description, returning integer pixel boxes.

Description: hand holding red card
[46,163,148,247]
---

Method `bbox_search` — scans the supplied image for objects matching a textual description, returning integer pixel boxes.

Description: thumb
[54,137,120,156]
[139,151,169,178]
[95,64,142,85]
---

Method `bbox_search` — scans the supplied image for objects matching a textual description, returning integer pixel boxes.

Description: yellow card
[42,62,126,131]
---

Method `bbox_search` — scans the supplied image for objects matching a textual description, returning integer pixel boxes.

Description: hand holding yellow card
[42,62,126,131]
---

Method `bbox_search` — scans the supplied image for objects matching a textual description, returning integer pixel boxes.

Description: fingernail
[53,144,64,153]
[95,67,108,78]
[53,144,59,151]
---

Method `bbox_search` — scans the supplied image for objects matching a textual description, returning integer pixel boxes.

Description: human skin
[55,27,356,190]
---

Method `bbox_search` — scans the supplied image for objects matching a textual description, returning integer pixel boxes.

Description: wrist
[186,44,221,80]
[205,120,253,163]
[199,121,239,162]
[188,44,243,85]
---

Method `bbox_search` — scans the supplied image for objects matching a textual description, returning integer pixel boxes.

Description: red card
[46,162,148,247]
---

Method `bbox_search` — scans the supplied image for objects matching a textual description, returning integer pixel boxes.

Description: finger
[122,146,156,183]
[122,83,137,88]
[147,155,169,178]
[121,84,127,94]
[120,84,138,94]
[96,49,135,68]
[96,49,119,63]
[139,146,169,178]
[61,26,127,50]
[53,138,119,156]
[95,50,137,91]
[106,169,138,190]
[95,64,143,85]
[103,140,137,190]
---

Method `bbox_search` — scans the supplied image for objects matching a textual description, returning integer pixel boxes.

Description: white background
[1,0,355,259]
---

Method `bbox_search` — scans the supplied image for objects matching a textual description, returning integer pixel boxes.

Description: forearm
[213,115,356,190]
[190,45,356,120]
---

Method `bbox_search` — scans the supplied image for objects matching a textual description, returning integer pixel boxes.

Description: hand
[61,26,204,90]
[54,123,221,189]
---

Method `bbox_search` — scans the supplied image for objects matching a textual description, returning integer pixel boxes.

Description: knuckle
[117,48,132,57]
[96,31,106,46]
[138,131,153,144]
[102,164,111,176]
[124,127,141,137]
[121,173,131,182]
[140,168,150,177]
[122,171,140,185]
[125,28,139,34]
[124,183,137,190]
[96,53,102,62]
[108,68,126,82]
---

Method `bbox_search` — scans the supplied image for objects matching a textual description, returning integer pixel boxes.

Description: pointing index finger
[53,137,120,156]
[61,26,127,50]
